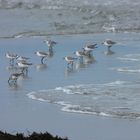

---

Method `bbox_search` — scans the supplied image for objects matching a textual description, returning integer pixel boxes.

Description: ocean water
[27,80,140,119]
[3,33,139,120]
[24,32,140,120]
[0,0,140,38]
[1,0,140,122]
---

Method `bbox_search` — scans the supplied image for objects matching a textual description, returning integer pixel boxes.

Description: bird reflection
[64,66,75,77]
[75,55,96,70]
[64,55,97,76]
[8,83,21,90]
[8,72,23,90]
[36,63,47,71]
[6,65,18,72]
[84,55,96,64]
[104,47,115,56]
[75,61,87,69]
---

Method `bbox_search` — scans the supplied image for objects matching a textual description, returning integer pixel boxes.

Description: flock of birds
[6,39,116,86]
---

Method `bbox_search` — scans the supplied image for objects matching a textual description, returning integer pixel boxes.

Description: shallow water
[1,33,140,120]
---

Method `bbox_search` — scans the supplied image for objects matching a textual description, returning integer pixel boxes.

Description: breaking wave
[116,67,140,73]
[117,54,140,62]
[112,54,140,74]
[27,80,140,119]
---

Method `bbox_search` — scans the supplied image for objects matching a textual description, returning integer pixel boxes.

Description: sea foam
[27,80,140,119]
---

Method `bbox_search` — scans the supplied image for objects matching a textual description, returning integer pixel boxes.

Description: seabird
[35,51,48,64]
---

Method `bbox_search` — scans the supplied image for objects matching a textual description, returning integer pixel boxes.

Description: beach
[1,0,140,139]
[0,33,140,140]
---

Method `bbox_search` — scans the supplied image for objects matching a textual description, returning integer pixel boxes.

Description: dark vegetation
[0,131,68,140]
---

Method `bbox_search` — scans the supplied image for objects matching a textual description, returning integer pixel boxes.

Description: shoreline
[0,31,140,40]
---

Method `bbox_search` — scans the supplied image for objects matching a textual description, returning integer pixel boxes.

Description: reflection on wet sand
[36,63,47,71]
[84,55,96,64]
[6,65,18,72]
[8,75,23,90]
[64,66,76,77]
[8,83,21,90]
[104,48,115,56]
[65,55,96,76]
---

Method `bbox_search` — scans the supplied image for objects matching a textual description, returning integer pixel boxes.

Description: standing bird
[8,72,23,85]
[44,40,57,47]
[74,51,86,57]
[16,55,30,63]
[5,52,18,65]
[17,61,32,74]
[102,39,116,56]
[35,51,48,64]
[74,51,86,61]
[83,44,97,57]
[102,39,116,48]
[63,56,77,68]
[44,40,57,57]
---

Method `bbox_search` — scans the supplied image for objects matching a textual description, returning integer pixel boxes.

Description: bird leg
[41,57,45,64]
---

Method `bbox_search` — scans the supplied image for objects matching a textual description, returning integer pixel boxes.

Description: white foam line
[99,112,111,117]
[27,91,37,100]
[36,98,46,102]
[117,57,140,62]
[55,87,63,90]
[62,105,96,115]
[57,101,111,117]
[56,101,71,106]
[38,89,48,92]
[27,80,128,98]
[55,87,74,94]
[14,34,24,39]
[61,104,111,117]
[103,80,127,86]
[125,54,140,57]
[27,91,49,102]
[117,68,140,73]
